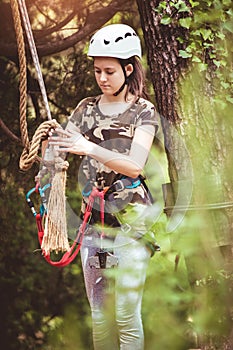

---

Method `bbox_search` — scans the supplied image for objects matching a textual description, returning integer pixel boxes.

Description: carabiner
[26,183,51,217]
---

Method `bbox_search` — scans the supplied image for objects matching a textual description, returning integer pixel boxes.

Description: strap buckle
[113,179,125,192]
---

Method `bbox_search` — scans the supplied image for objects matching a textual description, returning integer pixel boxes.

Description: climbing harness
[82,176,141,198]
[26,184,114,267]
[86,177,143,269]
[26,173,145,268]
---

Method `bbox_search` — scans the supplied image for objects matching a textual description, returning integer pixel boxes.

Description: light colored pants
[81,232,151,350]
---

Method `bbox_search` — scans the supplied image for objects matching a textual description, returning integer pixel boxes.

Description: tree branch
[34,11,77,40]
[1,0,131,58]
[0,118,21,144]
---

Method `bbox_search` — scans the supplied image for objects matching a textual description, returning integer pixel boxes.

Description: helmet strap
[113,63,128,97]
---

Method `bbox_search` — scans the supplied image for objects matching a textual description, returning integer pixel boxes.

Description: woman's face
[93,57,125,96]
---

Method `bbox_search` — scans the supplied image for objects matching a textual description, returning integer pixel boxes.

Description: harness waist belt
[105,176,141,195]
[82,176,141,197]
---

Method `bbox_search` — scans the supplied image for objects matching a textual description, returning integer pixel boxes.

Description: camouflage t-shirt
[69,95,158,224]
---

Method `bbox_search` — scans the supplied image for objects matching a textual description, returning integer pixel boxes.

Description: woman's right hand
[48,128,93,156]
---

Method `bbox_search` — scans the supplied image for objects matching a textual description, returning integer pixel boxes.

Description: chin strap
[113,81,127,96]
[113,62,129,96]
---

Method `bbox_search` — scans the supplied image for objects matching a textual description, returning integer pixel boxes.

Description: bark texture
[137,1,233,349]
[137,0,191,182]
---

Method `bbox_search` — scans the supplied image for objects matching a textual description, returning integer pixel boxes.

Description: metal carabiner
[26,183,51,217]
[26,187,38,216]
[38,183,51,215]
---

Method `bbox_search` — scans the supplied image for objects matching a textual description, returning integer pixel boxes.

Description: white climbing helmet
[88,24,142,59]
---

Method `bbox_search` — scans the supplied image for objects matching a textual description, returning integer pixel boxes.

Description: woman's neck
[100,91,135,104]
[98,92,136,116]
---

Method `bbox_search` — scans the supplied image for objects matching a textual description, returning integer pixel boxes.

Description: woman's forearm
[48,124,155,177]
[86,125,155,177]
[88,142,143,178]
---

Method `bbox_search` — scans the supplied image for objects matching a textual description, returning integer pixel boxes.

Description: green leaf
[198,63,208,71]
[220,81,230,89]
[177,36,184,43]
[173,0,190,13]
[223,21,233,33]
[203,42,213,48]
[190,0,199,7]
[161,16,172,25]
[178,50,192,58]
[159,1,167,10]
[226,95,233,104]
[192,56,202,62]
[226,8,233,17]
[209,52,216,59]
[223,0,232,6]
[199,28,212,40]
[213,59,221,68]
[216,31,225,40]
[188,42,197,50]
[179,17,192,29]
[154,1,167,12]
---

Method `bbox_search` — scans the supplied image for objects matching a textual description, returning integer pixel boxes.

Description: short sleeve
[135,98,159,131]
[68,98,88,128]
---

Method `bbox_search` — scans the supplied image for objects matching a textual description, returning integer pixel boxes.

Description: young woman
[49,24,159,350]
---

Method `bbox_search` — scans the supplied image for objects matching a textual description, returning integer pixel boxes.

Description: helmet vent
[104,39,110,45]
[115,36,123,42]
[125,32,132,38]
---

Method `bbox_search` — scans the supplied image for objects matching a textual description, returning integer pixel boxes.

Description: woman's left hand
[48,128,92,155]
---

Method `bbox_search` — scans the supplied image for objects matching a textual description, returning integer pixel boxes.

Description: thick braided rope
[10,0,29,150]
[19,119,61,171]
[10,0,61,171]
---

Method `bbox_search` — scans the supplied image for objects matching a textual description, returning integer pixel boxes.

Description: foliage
[138,1,233,348]
[1,1,233,349]
[153,0,233,104]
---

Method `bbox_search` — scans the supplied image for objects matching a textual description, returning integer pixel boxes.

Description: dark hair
[119,56,150,101]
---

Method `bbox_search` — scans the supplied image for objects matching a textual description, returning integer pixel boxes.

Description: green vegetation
[0,0,232,349]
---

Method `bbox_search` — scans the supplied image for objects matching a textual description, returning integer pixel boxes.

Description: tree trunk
[137,1,233,349]
[137,0,191,182]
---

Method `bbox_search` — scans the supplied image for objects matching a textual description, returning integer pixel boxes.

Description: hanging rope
[10,0,29,150]
[10,0,59,171]
[11,0,70,256]
[17,0,52,121]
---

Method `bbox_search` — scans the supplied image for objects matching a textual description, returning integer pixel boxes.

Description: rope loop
[19,119,60,171]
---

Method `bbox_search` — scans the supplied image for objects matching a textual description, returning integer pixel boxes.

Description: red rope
[35,187,104,267]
